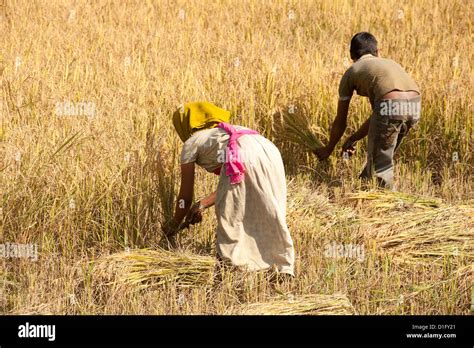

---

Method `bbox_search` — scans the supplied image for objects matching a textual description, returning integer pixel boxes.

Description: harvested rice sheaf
[349,191,474,263]
[348,191,442,209]
[242,294,356,315]
[93,249,216,289]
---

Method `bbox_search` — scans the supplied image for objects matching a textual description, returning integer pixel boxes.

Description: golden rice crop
[1,0,472,315]
[145,125,178,227]
[242,294,356,315]
[273,105,327,152]
[92,249,216,289]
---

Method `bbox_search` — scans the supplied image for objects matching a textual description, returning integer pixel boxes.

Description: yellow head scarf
[172,102,231,142]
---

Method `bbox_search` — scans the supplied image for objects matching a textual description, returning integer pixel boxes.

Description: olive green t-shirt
[338,54,420,106]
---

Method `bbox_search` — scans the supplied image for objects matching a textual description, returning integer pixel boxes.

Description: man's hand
[313,146,333,161]
[341,137,357,157]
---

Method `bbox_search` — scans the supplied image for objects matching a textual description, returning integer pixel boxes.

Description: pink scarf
[217,122,259,185]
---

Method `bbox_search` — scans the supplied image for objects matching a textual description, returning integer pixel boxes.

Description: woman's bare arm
[173,162,195,225]
[200,191,217,208]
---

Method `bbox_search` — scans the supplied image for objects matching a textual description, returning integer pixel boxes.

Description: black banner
[0,315,472,347]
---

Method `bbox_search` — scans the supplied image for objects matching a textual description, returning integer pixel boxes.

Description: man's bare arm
[327,100,350,150]
[314,99,350,160]
[349,117,370,142]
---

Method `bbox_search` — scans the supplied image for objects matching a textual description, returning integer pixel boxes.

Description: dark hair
[350,32,378,60]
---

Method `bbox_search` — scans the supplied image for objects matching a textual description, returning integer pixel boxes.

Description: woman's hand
[162,218,180,238]
[184,202,204,226]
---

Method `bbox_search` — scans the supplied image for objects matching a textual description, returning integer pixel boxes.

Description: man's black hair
[350,32,378,60]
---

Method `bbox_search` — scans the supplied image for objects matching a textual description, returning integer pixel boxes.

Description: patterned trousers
[360,96,421,189]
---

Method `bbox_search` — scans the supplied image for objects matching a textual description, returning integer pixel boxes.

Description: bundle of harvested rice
[242,294,356,315]
[349,191,474,263]
[348,190,441,209]
[273,106,326,151]
[365,207,473,263]
[93,249,216,289]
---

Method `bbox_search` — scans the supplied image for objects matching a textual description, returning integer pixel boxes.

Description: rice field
[0,0,473,315]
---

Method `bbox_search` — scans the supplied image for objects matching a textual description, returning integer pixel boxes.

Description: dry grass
[0,0,473,315]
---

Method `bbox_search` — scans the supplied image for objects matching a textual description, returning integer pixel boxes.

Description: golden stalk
[273,105,327,151]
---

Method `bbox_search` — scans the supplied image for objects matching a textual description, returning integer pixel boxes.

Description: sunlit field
[0,0,472,314]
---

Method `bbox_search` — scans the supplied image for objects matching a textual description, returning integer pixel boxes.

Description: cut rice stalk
[349,191,474,263]
[348,190,441,209]
[242,294,356,315]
